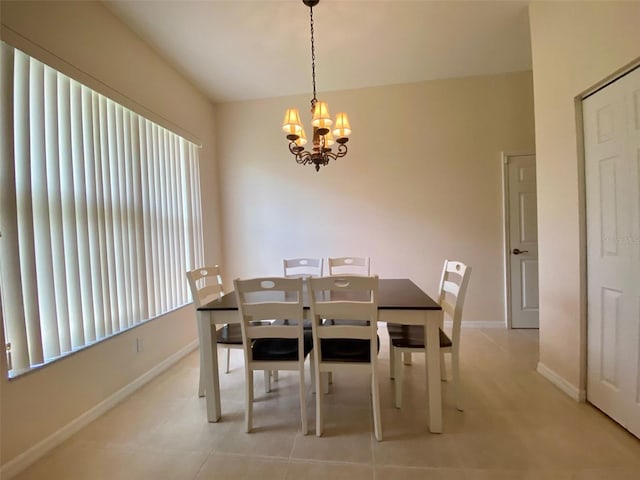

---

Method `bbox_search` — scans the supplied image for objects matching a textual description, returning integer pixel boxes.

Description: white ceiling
[103,0,532,104]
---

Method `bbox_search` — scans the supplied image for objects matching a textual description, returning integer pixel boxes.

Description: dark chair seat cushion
[320,336,380,363]
[386,323,452,349]
[216,323,243,344]
[251,331,313,361]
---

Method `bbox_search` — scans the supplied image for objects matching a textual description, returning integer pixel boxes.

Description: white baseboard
[1,340,199,480]
[536,361,586,402]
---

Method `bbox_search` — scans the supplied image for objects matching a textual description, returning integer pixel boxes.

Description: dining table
[197,278,445,433]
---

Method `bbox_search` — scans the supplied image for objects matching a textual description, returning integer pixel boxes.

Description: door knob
[512,248,529,255]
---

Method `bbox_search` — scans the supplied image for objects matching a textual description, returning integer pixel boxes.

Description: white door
[506,154,539,328]
[584,66,640,439]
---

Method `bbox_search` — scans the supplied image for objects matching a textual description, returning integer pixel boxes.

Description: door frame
[578,60,640,403]
[501,151,537,329]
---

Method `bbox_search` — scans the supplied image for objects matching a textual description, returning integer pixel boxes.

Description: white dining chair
[283,257,323,278]
[186,265,238,397]
[263,257,321,388]
[323,257,372,387]
[234,276,312,434]
[308,275,382,441]
[283,257,332,393]
[387,260,472,411]
[326,256,371,327]
[327,256,370,276]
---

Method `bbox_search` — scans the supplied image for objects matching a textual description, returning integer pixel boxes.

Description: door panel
[521,259,539,311]
[584,66,640,439]
[507,154,539,328]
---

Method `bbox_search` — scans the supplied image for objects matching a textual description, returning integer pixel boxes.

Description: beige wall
[529,2,640,395]
[0,0,221,467]
[217,72,536,322]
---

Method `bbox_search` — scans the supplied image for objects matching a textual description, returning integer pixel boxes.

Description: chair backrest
[283,257,323,278]
[233,277,306,357]
[308,275,379,345]
[327,256,370,276]
[437,260,472,348]
[186,265,224,308]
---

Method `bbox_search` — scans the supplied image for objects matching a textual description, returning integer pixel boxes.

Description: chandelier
[282,0,351,172]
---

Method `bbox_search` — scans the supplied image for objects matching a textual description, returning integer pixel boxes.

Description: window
[0,43,204,377]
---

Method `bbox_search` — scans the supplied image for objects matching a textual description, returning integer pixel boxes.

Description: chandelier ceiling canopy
[282,0,351,172]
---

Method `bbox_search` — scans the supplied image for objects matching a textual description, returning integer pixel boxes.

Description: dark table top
[198,278,441,311]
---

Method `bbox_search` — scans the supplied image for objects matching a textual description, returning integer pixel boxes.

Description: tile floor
[13,328,640,479]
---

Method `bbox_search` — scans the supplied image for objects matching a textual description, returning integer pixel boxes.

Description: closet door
[584,66,640,439]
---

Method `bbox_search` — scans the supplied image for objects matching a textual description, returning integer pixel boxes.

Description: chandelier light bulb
[332,112,351,138]
[282,108,302,137]
[311,101,332,130]
[323,130,335,147]
[296,128,308,146]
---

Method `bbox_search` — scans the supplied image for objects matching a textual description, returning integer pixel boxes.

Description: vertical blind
[0,43,204,376]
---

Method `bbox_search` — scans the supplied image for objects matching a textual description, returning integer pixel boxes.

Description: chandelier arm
[323,152,336,162]
[323,144,347,162]
[297,155,310,166]
[288,141,300,155]
[334,143,348,158]
[289,143,312,165]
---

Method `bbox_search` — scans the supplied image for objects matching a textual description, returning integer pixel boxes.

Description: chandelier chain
[309,4,317,105]
[284,0,350,172]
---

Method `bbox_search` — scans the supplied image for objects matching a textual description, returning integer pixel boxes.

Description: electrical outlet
[136,337,144,353]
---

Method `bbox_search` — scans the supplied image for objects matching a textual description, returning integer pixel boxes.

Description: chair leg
[298,367,308,435]
[197,321,207,397]
[225,347,231,374]
[198,349,206,397]
[245,370,254,433]
[371,370,383,441]
[451,351,463,411]
[320,372,329,395]
[440,350,447,381]
[394,348,403,408]
[309,353,316,393]
[272,370,279,382]
[315,366,323,437]
[309,353,329,395]
[264,370,271,393]
[389,344,395,379]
